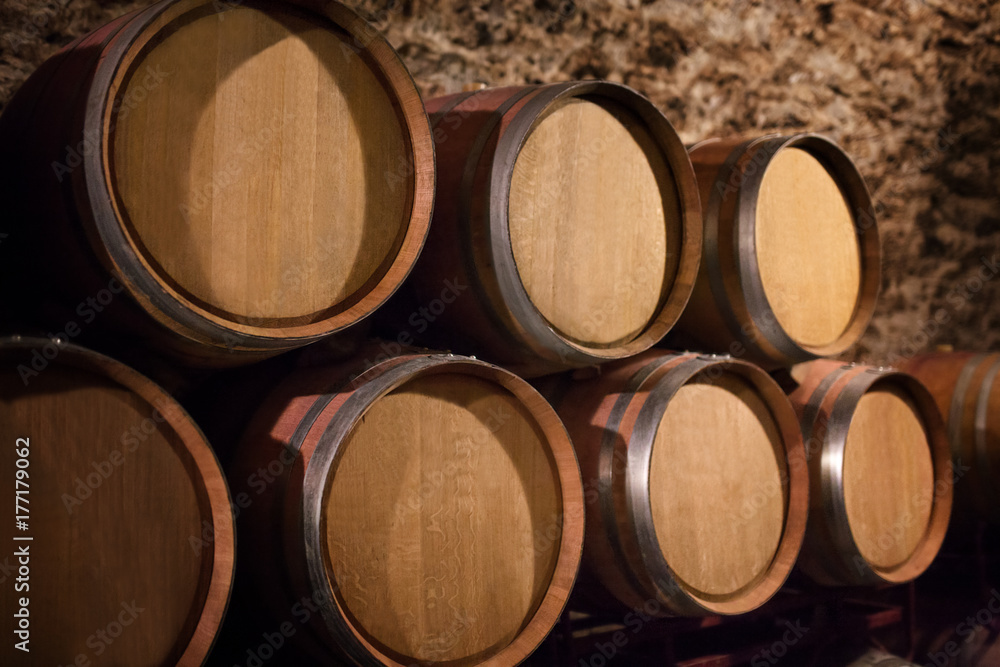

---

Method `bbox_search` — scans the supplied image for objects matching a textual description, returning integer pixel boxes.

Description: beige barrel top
[843,385,936,570]
[282,355,583,665]
[325,373,561,664]
[755,147,862,349]
[93,0,432,345]
[650,373,787,599]
[0,337,233,665]
[508,96,680,347]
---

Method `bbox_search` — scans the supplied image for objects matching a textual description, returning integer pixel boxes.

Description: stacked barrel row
[0,0,993,666]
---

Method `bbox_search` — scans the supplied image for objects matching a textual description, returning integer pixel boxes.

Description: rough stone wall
[2,0,998,364]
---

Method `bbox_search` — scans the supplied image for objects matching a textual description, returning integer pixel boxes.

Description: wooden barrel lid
[648,373,786,598]
[107,1,421,334]
[0,338,232,665]
[508,96,680,347]
[323,372,564,664]
[843,384,936,570]
[755,147,862,349]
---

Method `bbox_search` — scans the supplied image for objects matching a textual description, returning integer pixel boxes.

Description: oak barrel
[789,360,952,585]
[0,0,433,364]
[902,351,1000,523]
[0,336,234,665]
[544,351,807,615]
[671,134,880,368]
[396,82,701,376]
[226,353,584,665]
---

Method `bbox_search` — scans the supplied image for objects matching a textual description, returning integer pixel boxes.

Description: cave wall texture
[2,0,998,365]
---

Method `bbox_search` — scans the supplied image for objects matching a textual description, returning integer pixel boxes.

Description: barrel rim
[294,354,584,666]
[808,366,952,585]
[702,133,881,364]
[623,354,807,614]
[83,0,434,351]
[0,334,235,664]
[486,80,702,367]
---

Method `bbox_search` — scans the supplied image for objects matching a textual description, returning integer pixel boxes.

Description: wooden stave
[0,0,434,365]
[673,134,880,368]
[226,353,585,666]
[789,361,952,586]
[404,81,702,377]
[0,335,235,665]
[547,350,808,616]
[902,352,1000,523]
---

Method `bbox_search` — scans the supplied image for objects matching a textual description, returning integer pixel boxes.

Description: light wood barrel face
[844,385,935,570]
[649,374,786,598]
[755,147,861,349]
[0,367,208,664]
[508,97,679,347]
[111,5,411,325]
[324,374,561,664]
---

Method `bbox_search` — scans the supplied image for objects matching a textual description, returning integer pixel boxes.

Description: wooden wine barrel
[226,353,584,665]
[0,0,433,365]
[901,351,1000,523]
[788,360,952,585]
[397,82,701,376]
[543,351,807,615]
[0,336,234,665]
[671,134,880,368]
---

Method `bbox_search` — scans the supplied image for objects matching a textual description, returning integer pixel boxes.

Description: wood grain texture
[325,374,560,664]
[508,97,676,346]
[649,374,785,596]
[113,4,409,322]
[755,147,861,348]
[0,342,233,666]
[843,386,935,569]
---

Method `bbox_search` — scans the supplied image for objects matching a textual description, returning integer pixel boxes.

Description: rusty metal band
[701,136,772,361]
[625,356,713,613]
[455,86,543,361]
[596,354,683,606]
[801,365,854,444]
[818,368,889,585]
[732,136,805,361]
[800,365,856,581]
